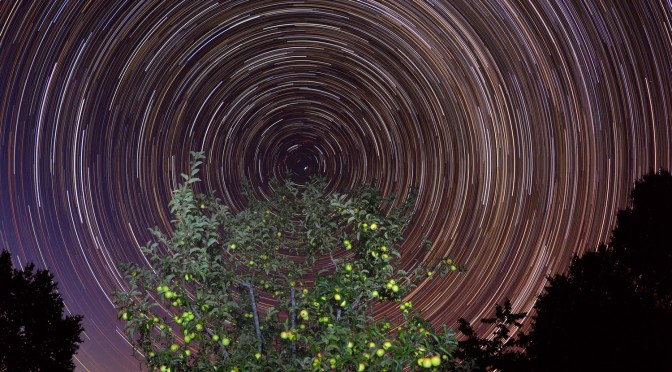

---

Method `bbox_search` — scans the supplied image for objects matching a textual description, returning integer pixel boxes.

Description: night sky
[1,1,672,370]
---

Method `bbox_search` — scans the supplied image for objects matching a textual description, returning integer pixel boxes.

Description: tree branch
[187,304,231,359]
[244,281,263,352]
[350,292,363,312]
[329,251,338,269]
[290,286,297,360]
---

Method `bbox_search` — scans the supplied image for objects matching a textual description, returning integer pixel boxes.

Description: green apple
[222,337,231,346]
[422,357,432,368]
[376,349,385,357]
[170,344,179,352]
[431,355,441,366]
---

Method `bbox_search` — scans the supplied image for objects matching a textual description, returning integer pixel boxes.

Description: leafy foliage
[0,250,84,371]
[114,152,466,371]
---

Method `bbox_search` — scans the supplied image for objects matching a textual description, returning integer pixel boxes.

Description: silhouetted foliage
[610,169,672,309]
[456,300,528,371]
[524,169,672,371]
[522,247,668,371]
[0,250,84,371]
[457,169,672,371]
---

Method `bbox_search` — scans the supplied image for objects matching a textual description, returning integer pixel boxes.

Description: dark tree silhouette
[457,169,672,371]
[522,247,668,371]
[456,299,528,371]
[610,169,672,309]
[0,250,84,371]
[523,169,672,371]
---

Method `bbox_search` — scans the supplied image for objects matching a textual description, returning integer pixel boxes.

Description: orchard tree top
[114,151,465,371]
[0,250,84,371]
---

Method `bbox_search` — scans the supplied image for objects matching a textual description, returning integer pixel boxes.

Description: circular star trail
[1,1,671,370]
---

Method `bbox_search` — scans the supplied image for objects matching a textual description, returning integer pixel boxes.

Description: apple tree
[114,152,466,371]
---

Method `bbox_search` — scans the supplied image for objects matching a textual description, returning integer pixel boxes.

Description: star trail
[1,1,671,370]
